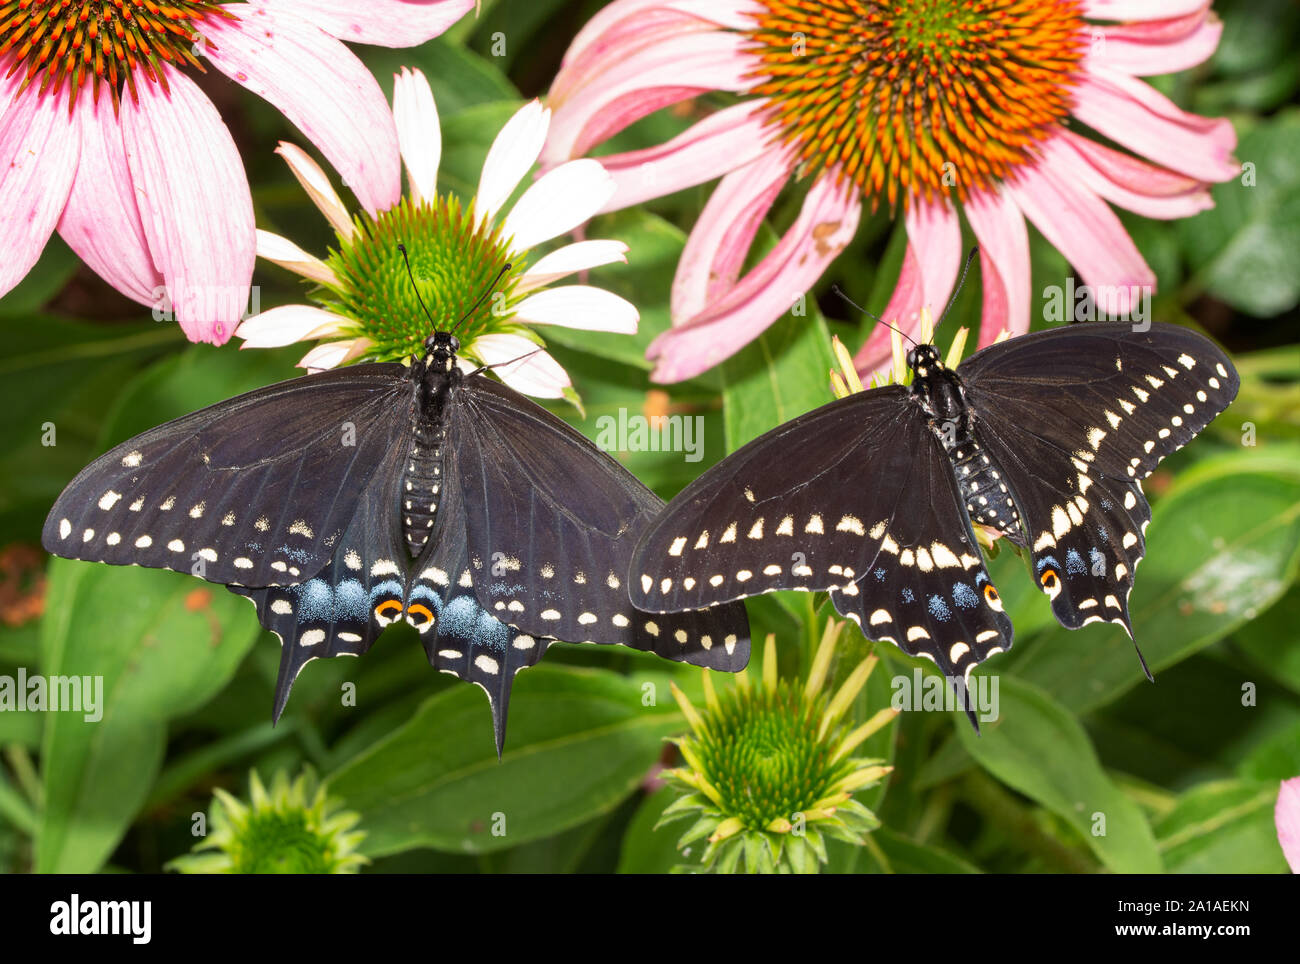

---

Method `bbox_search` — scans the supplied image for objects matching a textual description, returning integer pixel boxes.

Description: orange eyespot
[406,603,434,624]
[1040,569,1059,589]
[983,585,1000,603]
[375,599,403,618]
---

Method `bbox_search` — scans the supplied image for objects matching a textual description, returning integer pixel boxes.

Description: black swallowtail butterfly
[42,331,751,752]
[630,321,1238,723]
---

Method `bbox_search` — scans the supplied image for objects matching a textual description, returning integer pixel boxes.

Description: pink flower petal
[237,303,346,347]
[1007,159,1154,318]
[649,175,861,383]
[546,30,753,163]
[502,159,614,253]
[672,145,794,320]
[561,0,763,72]
[517,240,629,293]
[120,68,255,345]
[392,67,440,206]
[478,100,550,225]
[964,186,1031,349]
[276,141,354,238]
[1046,133,1213,220]
[1089,9,1222,76]
[1071,68,1237,184]
[0,81,80,298]
[56,97,161,306]
[512,286,639,334]
[469,333,572,399]
[249,0,473,47]
[1081,0,1208,21]
[203,5,401,216]
[594,101,773,213]
[1278,777,1300,873]
[853,198,962,376]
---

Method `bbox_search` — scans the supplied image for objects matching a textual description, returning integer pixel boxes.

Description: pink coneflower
[543,0,1238,382]
[237,68,638,401]
[1279,776,1300,873]
[0,0,475,344]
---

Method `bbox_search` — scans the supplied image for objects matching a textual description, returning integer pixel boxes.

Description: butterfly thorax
[400,335,461,557]
[908,345,1024,544]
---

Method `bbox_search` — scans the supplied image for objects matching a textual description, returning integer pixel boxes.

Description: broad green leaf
[0,238,78,317]
[37,560,260,872]
[547,208,690,370]
[840,825,981,874]
[362,39,517,118]
[1155,780,1289,873]
[955,675,1162,873]
[1008,450,1300,714]
[1234,585,1300,696]
[1179,110,1300,316]
[0,315,179,536]
[617,786,684,873]
[720,304,835,451]
[327,666,683,855]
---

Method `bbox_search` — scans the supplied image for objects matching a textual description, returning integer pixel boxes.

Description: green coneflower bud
[168,769,367,875]
[658,621,898,874]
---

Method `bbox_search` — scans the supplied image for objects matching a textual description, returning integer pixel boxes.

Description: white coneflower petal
[392,67,441,206]
[516,239,629,293]
[276,142,355,240]
[298,338,368,372]
[237,304,347,348]
[502,158,614,253]
[512,286,638,334]
[470,333,572,399]
[255,230,340,287]
[476,99,551,225]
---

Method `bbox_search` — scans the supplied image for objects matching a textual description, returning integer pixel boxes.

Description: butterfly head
[423,331,461,373]
[906,343,942,377]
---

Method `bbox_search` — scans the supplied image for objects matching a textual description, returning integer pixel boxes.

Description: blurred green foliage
[1,0,1297,874]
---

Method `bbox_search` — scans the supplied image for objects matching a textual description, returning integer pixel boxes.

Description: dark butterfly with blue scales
[42,313,750,754]
[630,319,1238,727]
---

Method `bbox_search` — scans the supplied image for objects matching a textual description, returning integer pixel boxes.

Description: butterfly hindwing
[408,494,554,753]
[42,364,414,588]
[450,375,750,672]
[229,450,412,719]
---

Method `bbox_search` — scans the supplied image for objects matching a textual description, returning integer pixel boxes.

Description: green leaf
[1179,109,1300,316]
[618,786,690,873]
[1155,780,1288,873]
[361,39,517,118]
[326,666,683,856]
[1234,584,1300,696]
[0,315,179,537]
[719,303,835,452]
[1008,449,1300,714]
[37,560,261,872]
[836,825,982,874]
[955,675,1162,873]
[0,238,78,317]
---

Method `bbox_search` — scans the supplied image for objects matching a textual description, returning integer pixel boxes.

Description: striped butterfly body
[43,331,750,752]
[631,322,1239,725]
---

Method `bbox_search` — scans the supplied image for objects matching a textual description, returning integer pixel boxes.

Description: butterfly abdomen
[948,439,1024,544]
[401,415,446,557]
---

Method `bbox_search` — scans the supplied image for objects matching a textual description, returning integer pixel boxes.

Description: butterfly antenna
[830,284,918,348]
[468,348,543,378]
[396,243,438,330]
[936,246,980,330]
[452,262,513,335]
[397,243,512,336]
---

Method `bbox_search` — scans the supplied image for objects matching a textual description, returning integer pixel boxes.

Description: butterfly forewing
[959,322,1239,637]
[631,388,1014,681]
[452,376,750,672]
[42,365,414,587]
